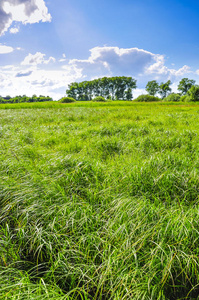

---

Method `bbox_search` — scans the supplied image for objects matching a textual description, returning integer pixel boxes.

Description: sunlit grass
[1,102,199,299]
[1,100,199,110]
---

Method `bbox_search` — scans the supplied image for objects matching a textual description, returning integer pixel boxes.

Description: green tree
[145,80,159,96]
[125,88,133,100]
[186,85,199,101]
[66,82,78,99]
[159,80,172,99]
[65,77,136,101]
[177,78,196,95]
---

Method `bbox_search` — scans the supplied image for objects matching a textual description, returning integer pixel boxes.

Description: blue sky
[1,0,199,99]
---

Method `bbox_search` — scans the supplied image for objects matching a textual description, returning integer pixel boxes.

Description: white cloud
[0,0,51,36]
[170,65,191,76]
[194,69,199,76]
[21,52,56,65]
[133,88,147,99]
[145,54,167,75]
[145,55,191,78]
[66,46,192,84]
[59,59,66,62]
[68,46,155,77]
[44,56,56,64]
[9,27,19,34]
[0,43,14,54]
[58,53,67,62]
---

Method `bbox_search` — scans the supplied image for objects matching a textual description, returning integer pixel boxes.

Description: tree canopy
[66,77,137,101]
[159,80,172,99]
[177,78,196,95]
[186,85,199,102]
[145,80,159,96]
[0,95,53,104]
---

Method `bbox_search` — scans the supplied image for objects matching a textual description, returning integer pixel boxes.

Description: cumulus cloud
[0,0,51,36]
[68,46,155,77]
[21,52,56,65]
[0,43,14,54]
[145,54,167,75]
[9,27,19,34]
[170,65,191,77]
[145,55,191,78]
[67,46,191,81]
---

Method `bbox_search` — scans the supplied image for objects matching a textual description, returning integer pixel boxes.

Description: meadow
[1,101,199,299]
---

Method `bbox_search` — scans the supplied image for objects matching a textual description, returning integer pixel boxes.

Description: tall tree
[145,80,159,96]
[178,78,196,95]
[159,80,172,99]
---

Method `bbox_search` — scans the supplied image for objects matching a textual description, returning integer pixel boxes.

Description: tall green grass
[1,102,199,299]
[1,100,199,110]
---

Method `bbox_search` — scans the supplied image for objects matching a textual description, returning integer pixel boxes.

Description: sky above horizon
[1,0,199,99]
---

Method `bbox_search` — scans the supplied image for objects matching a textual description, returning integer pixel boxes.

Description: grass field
[1,101,199,299]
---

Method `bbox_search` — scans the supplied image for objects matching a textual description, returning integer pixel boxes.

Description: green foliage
[164,93,181,102]
[66,76,137,101]
[185,84,199,101]
[178,78,196,95]
[145,80,159,96]
[134,94,161,102]
[159,80,172,99]
[125,88,133,100]
[0,95,53,104]
[180,95,187,102]
[92,96,107,102]
[59,96,76,103]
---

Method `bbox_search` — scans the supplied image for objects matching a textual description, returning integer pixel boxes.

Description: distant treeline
[0,95,53,104]
[66,76,137,100]
[66,77,199,102]
[1,77,199,104]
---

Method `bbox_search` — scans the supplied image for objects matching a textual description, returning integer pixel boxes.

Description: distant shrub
[92,96,107,102]
[59,97,76,103]
[164,93,181,102]
[134,94,160,102]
